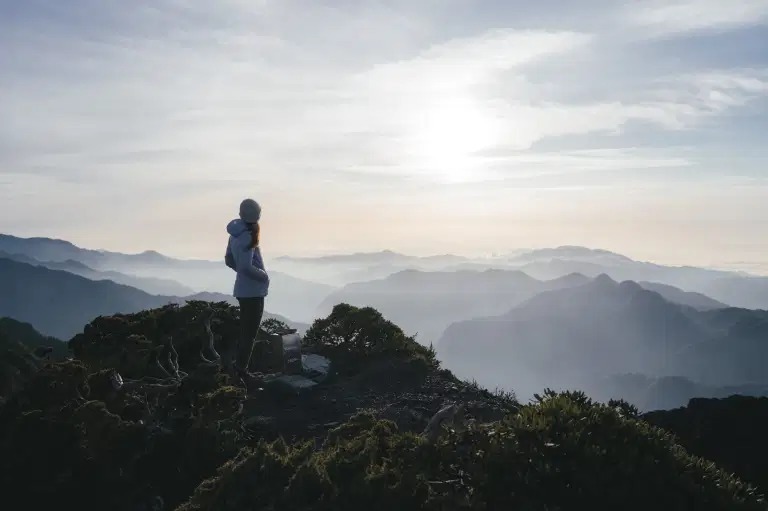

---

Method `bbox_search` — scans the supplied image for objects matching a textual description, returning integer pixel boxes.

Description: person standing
[225,198,269,378]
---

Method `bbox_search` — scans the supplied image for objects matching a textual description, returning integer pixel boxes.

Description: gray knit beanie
[239,199,261,223]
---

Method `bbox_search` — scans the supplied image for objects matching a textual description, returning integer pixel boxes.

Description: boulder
[264,373,318,395]
[302,354,331,383]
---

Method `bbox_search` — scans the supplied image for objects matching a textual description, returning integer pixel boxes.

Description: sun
[408,96,499,182]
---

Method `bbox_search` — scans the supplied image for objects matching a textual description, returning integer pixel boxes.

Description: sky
[1,0,767,270]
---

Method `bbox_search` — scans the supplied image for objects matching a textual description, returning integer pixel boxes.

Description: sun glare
[408,97,499,182]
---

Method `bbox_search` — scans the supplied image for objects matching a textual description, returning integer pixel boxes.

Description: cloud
[639,70,768,127]
[2,1,768,260]
[327,62,768,182]
[626,0,768,35]
[3,3,766,189]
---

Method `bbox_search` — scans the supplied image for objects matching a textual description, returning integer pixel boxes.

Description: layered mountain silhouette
[0,234,175,269]
[502,246,768,309]
[0,234,335,322]
[272,249,472,286]
[594,373,768,411]
[437,274,768,404]
[5,233,768,411]
[317,270,589,343]
[0,258,305,339]
[276,249,469,266]
[0,250,194,296]
[634,281,726,310]
[272,244,768,309]
[318,269,727,344]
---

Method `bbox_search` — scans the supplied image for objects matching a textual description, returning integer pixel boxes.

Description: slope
[0,317,67,359]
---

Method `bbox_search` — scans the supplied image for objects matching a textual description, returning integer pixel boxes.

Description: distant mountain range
[0,258,307,339]
[8,233,767,315]
[271,250,473,286]
[318,269,728,344]
[0,234,179,270]
[635,281,726,310]
[500,246,768,310]
[271,245,768,309]
[437,274,768,405]
[0,250,195,296]
[317,270,584,343]
[5,233,768,411]
[276,249,469,265]
[591,373,768,411]
[0,234,335,322]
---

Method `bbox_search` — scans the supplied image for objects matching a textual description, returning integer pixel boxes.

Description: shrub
[69,302,241,378]
[302,303,437,371]
[260,318,291,335]
[177,390,765,511]
[0,358,250,511]
[645,396,768,493]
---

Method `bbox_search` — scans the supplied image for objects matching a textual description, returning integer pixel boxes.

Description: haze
[2,1,767,272]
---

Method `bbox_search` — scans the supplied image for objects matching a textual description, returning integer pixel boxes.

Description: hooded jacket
[225,219,269,298]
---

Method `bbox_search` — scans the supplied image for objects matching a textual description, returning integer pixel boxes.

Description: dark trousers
[236,297,265,371]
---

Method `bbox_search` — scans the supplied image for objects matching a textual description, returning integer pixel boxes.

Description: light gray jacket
[225,219,269,298]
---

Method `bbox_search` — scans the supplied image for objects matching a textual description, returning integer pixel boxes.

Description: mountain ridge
[0,251,195,296]
[437,275,768,403]
[0,233,336,322]
[318,269,727,345]
[0,258,305,339]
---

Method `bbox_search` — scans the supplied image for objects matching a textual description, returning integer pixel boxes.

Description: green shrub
[645,396,768,493]
[69,302,241,378]
[260,318,291,335]
[303,303,437,372]
[177,390,765,511]
[0,358,250,511]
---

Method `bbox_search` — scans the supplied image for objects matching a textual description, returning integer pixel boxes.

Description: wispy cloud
[1,1,768,260]
[626,0,768,35]
[2,3,766,187]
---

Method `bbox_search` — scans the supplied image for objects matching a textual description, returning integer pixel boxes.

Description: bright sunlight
[407,96,501,182]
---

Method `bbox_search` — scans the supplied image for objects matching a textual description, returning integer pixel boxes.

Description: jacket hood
[227,218,250,238]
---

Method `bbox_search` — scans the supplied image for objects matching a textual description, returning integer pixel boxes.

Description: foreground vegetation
[645,395,768,494]
[0,303,765,510]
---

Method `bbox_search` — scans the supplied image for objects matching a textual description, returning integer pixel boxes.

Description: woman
[225,198,269,377]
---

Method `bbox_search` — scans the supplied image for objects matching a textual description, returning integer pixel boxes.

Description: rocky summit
[0,301,765,511]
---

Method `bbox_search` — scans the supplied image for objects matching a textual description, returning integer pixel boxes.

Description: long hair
[248,222,260,248]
